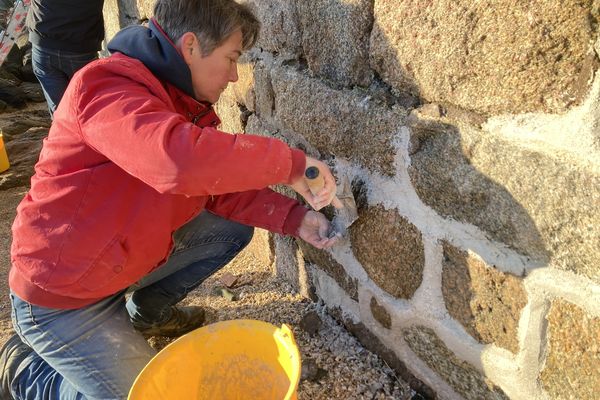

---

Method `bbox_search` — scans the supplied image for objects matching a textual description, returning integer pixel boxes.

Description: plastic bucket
[0,133,9,173]
[128,319,301,400]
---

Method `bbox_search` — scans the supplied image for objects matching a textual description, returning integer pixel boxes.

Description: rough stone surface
[103,0,143,42]
[370,297,391,329]
[330,308,436,400]
[370,0,599,116]
[242,0,302,56]
[0,127,47,190]
[296,0,373,88]
[0,106,51,190]
[273,234,316,301]
[540,300,600,399]
[271,64,407,176]
[403,326,510,400]
[236,61,257,110]
[409,122,600,281]
[251,59,276,120]
[441,242,527,353]
[245,228,273,270]
[214,97,245,134]
[134,0,154,19]
[350,205,424,299]
[467,129,599,280]
[18,83,44,104]
[297,241,358,301]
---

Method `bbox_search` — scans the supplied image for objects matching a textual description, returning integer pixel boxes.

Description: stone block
[441,242,527,353]
[350,205,424,299]
[242,0,302,56]
[297,241,358,301]
[329,308,435,399]
[409,122,600,282]
[103,0,142,42]
[214,96,245,134]
[273,232,316,300]
[134,0,154,19]
[252,60,275,120]
[540,300,600,400]
[1,127,49,190]
[103,0,122,41]
[244,228,273,270]
[271,65,407,176]
[296,0,373,87]
[370,0,599,116]
[215,59,256,133]
[369,297,391,329]
[403,326,509,400]
[232,60,256,112]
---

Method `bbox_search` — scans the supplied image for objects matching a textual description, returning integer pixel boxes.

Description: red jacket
[10,52,307,309]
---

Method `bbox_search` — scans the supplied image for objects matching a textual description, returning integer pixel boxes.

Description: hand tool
[304,166,359,237]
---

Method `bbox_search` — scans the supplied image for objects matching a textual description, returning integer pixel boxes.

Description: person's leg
[126,211,253,332]
[8,291,155,399]
[30,45,69,117]
[58,49,98,80]
[30,45,97,117]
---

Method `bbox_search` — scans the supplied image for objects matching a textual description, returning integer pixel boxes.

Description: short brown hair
[154,0,260,56]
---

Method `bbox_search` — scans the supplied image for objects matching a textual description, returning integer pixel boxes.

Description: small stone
[300,357,319,381]
[369,382,383,393]
[213,286,238,301]
[219,272,239,288]
[299,311,322,336]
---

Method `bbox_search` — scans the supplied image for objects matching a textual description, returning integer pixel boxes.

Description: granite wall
[105,1,600,399]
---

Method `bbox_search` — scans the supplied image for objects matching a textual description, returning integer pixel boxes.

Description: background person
[26,0,104,117]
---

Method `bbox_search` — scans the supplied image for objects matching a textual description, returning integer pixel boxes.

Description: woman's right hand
[288,156,339,211]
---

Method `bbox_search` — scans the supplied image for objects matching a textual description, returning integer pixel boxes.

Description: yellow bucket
[0,133,9,173]
[128,319,301,400]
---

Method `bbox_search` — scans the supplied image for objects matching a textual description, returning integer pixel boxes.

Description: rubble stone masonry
[106,1,600,398]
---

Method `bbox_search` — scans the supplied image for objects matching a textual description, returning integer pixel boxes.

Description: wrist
[288,149,306,183]
[283,204,309,237]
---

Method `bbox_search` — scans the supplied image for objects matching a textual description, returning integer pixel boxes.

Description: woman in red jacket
[1,0,339,398]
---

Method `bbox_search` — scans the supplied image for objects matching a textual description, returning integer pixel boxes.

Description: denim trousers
[31,44,98,117]
[9,211,254,399]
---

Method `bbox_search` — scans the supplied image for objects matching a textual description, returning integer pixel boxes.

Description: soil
[0,101,413,399]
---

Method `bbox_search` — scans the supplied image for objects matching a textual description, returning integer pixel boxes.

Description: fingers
[310,234,339,249]
[301,156,345,211]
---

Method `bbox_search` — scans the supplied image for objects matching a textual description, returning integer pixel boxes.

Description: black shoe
[0,333,33,399]
[132,306,212,338]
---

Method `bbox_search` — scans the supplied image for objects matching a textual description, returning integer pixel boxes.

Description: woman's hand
[288,156,339,211]
[298,210,339,249]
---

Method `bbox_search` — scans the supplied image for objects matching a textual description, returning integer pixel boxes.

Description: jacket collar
[107,18,196,99]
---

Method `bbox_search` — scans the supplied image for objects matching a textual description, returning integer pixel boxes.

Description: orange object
[304,166,325,196]
[128,319,301,400]
[0,133,9,173]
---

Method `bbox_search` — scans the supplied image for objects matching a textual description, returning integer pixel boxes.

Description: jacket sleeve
[206,189,309,237]
[72,60,306,196]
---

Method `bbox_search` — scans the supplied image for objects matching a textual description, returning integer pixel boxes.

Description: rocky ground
[0,78,414,399]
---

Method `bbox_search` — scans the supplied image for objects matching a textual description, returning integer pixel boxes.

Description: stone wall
[105,1,600,399]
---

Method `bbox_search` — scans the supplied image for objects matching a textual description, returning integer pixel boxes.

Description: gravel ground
[148,242,414,400]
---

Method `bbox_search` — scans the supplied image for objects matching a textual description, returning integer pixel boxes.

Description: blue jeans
[31,44,98,117]
[9,211,253,399]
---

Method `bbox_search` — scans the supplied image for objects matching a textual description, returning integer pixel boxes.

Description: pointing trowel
[304,166,359,237]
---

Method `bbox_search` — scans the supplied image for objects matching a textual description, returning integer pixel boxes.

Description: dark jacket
[27,0,105,52]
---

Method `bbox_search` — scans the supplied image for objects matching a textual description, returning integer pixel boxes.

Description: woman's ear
[177,32,197,65]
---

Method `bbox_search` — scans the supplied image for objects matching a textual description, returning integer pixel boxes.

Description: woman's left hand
[298,210,340,249]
